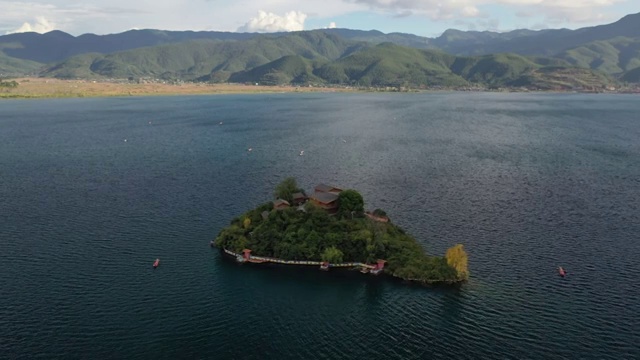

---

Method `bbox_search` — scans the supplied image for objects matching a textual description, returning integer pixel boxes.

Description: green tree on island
[373,209,387,217]
[338,189,364,218]
[274,177,303,203]
[321,246,344,263]
[445,244,469,280]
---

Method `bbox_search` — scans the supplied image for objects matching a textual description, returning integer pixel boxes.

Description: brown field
[0,77,357,99]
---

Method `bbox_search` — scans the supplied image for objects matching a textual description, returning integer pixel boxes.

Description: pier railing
[223,249,375,269]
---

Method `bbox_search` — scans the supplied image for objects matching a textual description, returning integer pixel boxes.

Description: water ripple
[1,93,639,359]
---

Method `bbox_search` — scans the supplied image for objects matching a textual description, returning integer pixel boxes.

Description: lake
[1,92,639,359]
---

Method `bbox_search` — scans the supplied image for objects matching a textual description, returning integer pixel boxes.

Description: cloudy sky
[1,0,637,37]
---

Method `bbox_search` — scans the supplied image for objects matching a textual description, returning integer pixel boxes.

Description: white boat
[299,150,304,156]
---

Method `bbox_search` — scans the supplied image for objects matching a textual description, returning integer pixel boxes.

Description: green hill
[3,12,640,82]
[432,28,546,55]
[0,52,42,76]
[474,13,640,57]
[228,55,325,85]
[40,37,617,89]
[621,66,640,82]
[41,32,364,80]
[451,53,540,85]
[508,67,615,90]
[314,43,466,87]
[557,37,640,75]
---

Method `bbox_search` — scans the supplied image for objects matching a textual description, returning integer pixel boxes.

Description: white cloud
[461,6,480,17]
[346,0,628,23]
[6,16,55,34]
[327,21,337,28]
[0,0,631,35]
[237,10,307,32]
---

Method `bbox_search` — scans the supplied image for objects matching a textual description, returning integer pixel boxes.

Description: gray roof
[273,199,290,207]
[315,183,342,193]
[310,191,339,204]
[261,211,269,220]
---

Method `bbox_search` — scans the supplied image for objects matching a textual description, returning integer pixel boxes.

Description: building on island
[314,184,342,194]
[236,249,252,263]
[273,199,290,210]
[292,192,307,206]
[370,260,387,275]
[309,183,342,214]
[309,191,340,213]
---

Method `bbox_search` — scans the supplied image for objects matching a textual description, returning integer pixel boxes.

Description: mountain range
[1,12,639,89]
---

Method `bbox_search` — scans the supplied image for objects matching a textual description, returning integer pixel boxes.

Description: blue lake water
[1,92,639,359]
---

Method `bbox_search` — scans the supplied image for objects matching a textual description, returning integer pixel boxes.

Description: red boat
[558,266,566,277]
[153,258,160,269]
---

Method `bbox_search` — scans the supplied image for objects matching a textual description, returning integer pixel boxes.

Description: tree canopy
[274,177,304,203]
[321,246,344,263]
[445,244,469,280]
[214,179,468,284]
[338,189,364,218]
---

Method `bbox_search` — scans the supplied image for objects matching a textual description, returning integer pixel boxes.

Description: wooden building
[273,199,291,210]
[314,184,342,194]
[292,192,307,206]
[309,184,342,213]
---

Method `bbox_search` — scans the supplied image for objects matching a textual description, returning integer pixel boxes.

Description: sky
[0,0,637,37]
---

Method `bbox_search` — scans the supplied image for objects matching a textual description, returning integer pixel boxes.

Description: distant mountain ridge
[0,12,639,86]
[33,33,614,91]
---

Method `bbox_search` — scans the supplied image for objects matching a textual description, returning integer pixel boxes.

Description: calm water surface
[1,93,639,359]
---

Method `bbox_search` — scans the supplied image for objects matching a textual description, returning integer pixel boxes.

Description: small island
[213,178,469,284]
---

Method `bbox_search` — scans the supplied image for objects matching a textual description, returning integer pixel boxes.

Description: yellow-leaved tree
[243,217,251,229]
[445,244,469,280]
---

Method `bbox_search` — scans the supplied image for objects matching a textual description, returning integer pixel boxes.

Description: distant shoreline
[2,77,638,99]
[0,78,357,99]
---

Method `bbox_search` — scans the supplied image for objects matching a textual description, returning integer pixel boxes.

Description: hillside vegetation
[1,12,639,86]
[37,37,618,89]
[0,52,42,76]
[558,37,640,75]
[622,66,640,82]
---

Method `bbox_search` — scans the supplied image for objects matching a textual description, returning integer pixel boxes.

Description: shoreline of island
[212,178,469,286]
[216,247,463,286]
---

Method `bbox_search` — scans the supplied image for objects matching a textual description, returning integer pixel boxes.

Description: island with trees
[213,178,469,285]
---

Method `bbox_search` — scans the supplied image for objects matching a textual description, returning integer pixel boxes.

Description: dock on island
[223,248,386,274]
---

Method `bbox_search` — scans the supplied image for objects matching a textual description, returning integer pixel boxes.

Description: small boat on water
[153,258,160,269]
[558,266,566,277]
[299,150,304,156]
[320,262,329,271]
